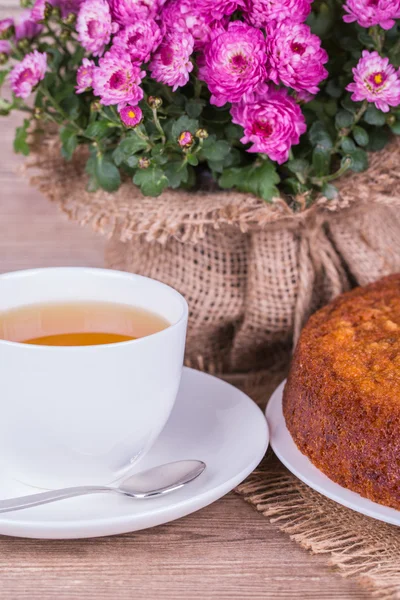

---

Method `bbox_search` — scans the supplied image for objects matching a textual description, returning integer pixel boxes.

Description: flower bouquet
[2,0,400,201]
[2,0,400,385]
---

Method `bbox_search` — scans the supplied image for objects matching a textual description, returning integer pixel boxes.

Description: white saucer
[0,368,268,539]
[267,381,400,527]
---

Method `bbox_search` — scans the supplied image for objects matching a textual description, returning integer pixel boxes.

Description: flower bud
[138,157,151,169]
[43,2,53,19]
[386,114,396,126]
[147,96,162,109]
[64,12,76,25]
[17,38,30,52]
[195,128,208,140]
[178,131,194,148]
[0,22,14,40]
[60,29,70,42]
[52,5,61,18]
[33,107,43,120]
[0,53,7,66]
[90,100,101,112]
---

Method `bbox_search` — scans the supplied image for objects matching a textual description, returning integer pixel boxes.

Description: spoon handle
[0,486,112,513]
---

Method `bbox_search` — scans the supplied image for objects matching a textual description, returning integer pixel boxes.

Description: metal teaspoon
[0,460,206,513]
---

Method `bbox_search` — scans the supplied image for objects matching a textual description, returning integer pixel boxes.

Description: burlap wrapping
[26,132,400,597]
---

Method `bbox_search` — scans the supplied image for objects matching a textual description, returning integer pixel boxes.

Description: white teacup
[0,268,188,489]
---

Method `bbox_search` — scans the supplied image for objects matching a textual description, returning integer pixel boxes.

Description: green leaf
[390,121,400,135]
[151,144,168,165]
[287,158,309,175]
[341,95,361,114]
[164,161,189,188]
[0,98,12,116]
[325,80,342,99]
[133,166,169,196]
[364,105,386,126]
[85,121,114,139]
[125,155,139,168]
[14,118,30,156]
[309,122,333,149]
[171,116,198,140]
[185,99,206,118]
[225,123,243,143]
[307,2,334,36]
[322,183,339,200]
[119,133,149,155]
[60,94,80,120]
[59,125,77,161]
[312,146,331,177]
[353,126,369,146]
[341,137,356,153]
[201,139,231,162]
[219,160,280,202]
[366,128,390,151]
[47,48,64,71]
[335,109,354,128]
[187,154,199,166]
[94,155,121,192]
[348,149,368,172]
[0,69,10,90]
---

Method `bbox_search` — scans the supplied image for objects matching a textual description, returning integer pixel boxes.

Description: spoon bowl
[0,460,206,514]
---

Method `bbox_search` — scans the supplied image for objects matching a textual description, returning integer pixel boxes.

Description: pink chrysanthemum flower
[160,0,222,49]
[77,0,113,57]
[0,18,13,38]
[231,87,306,164]
[31,0,82,21]
[196,0,245,19]
[59,0,84,16]
[108,0,164,25]
[76,58,95,93]
[0,40,10,56]
[112,19,162,63]
[92,50,145,106]
[149,30,194,91]
[15,10,42,40]
[347,50,400,112]
[119,105,143,127]
[267,21,328,95]
[199,21,267,107]
[31,0,51,22]
[343,0,400,30]
[178,130,194,146]
[9,50,47,99]
[244,0,312,27]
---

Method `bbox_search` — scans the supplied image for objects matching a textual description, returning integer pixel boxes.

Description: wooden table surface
[0,7,369,595]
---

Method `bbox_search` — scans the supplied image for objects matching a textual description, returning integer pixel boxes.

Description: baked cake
[283,274,400,510]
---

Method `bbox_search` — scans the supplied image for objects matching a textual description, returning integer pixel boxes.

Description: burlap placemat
[235,375,400,600]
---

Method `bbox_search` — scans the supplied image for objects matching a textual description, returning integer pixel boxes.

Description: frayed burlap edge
[237,453,400,599]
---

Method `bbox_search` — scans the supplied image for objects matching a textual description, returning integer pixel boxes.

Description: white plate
[0,368,268,539]
[267,381,400,527]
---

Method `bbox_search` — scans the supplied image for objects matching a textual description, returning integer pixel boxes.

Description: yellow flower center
[128,110,136,118]
[374,73,383,84]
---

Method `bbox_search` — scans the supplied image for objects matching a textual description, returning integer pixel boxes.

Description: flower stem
[312,157,352,185]
[152,107,166,144]
[370,26,385,54]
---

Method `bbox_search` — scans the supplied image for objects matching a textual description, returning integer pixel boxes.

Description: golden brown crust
[283,274,400,510]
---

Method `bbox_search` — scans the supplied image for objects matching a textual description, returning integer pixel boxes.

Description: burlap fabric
[27,132,400,597]
[27,132,400,381]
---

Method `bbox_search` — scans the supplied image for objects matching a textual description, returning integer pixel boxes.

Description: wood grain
[0,11,370,597]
